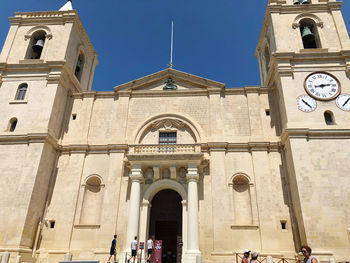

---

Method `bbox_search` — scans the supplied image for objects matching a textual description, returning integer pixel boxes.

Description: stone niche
[138,119,197,144]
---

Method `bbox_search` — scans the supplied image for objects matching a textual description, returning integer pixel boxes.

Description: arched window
[75,53,85,82]
[15,83,28,100]
[25,30,46,59]
[9,118,18,132]
[324,111,335,125]
[300,19,321,49]
[231,174,253,225]
[80,176,104,225]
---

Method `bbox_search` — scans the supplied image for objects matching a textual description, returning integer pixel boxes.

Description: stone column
[139,200,151,263]
[184,163,201,263]
[182,200,188,252]
[1,252,10,263]
[125,164,143,252]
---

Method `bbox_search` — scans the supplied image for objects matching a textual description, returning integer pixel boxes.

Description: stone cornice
[0,133,58,148]
[265,50,350,85]
[0,134,294,155]
[0,61,82,92]
[71,86,267,99]
[127,89,210,98]
[268,2,342,14]
[59,144,128,154]
[202,141,281,153]
[281,128,350,144]
[114,68,225,92]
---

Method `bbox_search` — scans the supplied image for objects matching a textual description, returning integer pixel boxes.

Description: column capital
[130,164,143,183]
[186,173,199,182]
[186,163,199,182]
[142,200,151,208]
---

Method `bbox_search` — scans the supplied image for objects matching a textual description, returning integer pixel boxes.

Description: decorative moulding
[24,25,53,40]
[9,100,28,105]
[151,119,185,131]
[74,224,100,229]
[47,250,70,255]
[230,225,259,230]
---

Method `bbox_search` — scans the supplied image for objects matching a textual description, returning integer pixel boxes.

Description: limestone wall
[285,138,350,261]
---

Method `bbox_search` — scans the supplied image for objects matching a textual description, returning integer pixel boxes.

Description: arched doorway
[149,189,182,263]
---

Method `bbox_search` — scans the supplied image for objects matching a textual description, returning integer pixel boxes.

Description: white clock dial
[297,95,317,112]
[304,72,340,101]
[336,94,350,111]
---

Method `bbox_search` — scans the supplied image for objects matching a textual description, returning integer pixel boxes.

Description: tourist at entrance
[107,235,117,263]
[128,236,138,263]
[250,251,258,263]
[147,237,154,263]
[242,249,251,263]
[301,246,318,263]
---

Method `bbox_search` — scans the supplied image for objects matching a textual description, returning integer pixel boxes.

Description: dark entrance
[149,189,182,263]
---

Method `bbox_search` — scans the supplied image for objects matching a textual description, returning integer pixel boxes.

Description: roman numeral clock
[297,71,350,112]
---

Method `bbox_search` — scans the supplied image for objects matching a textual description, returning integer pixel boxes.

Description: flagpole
[170,21,174,68]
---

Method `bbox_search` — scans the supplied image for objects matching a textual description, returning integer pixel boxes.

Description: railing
[235,253,301,263]
[129,144,201,154]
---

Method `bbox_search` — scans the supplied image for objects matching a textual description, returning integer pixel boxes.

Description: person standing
[128,236,138,263]
[242,249,251,263]
[301,246,318,263]
[250,251,259,263]
[146,237,154,263]
[107,235,117,263]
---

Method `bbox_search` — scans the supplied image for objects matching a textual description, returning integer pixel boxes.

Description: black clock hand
[302,99,312,108]
[315,84,331,88]
[342,98,350,107]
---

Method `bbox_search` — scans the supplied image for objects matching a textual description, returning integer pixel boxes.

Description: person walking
[107,235,117,263]
[242,250,251,263]
[301,246,318,263]
[250,251,259,263]
[128,236,138,263]
[146,237,154,263]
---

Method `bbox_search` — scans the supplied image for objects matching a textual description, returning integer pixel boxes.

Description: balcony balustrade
[128,144,201,154]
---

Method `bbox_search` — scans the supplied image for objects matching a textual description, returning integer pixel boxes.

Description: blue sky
[0,1,350,91]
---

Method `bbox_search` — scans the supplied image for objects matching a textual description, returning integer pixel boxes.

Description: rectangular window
[159,132,176,144]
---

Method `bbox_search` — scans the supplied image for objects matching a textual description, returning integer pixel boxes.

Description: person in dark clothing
[107,235,117,263]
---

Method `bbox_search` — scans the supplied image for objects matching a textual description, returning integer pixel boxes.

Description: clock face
[297,95,317,112]
[336,94,350,111]
[304,72,340,101]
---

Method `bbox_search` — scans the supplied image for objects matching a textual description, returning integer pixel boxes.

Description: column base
[119,250,144,263]
[118,250,130,263]
[182,250,202,263]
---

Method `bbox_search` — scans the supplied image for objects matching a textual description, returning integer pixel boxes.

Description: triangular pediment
[114,68,225,93]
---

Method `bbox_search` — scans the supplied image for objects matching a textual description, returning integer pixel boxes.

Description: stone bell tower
[0,1,98,262]
[256,0,350,261]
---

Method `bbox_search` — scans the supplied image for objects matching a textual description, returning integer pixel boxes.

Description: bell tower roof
[59,0,73,11]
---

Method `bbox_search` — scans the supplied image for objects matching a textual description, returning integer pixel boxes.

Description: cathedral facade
[0,1,349,263]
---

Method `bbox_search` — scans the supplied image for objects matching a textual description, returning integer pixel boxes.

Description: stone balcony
[127,144,203,163]
[129,144,201,154]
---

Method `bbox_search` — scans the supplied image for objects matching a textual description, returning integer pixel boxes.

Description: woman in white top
[147,237,154,263]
